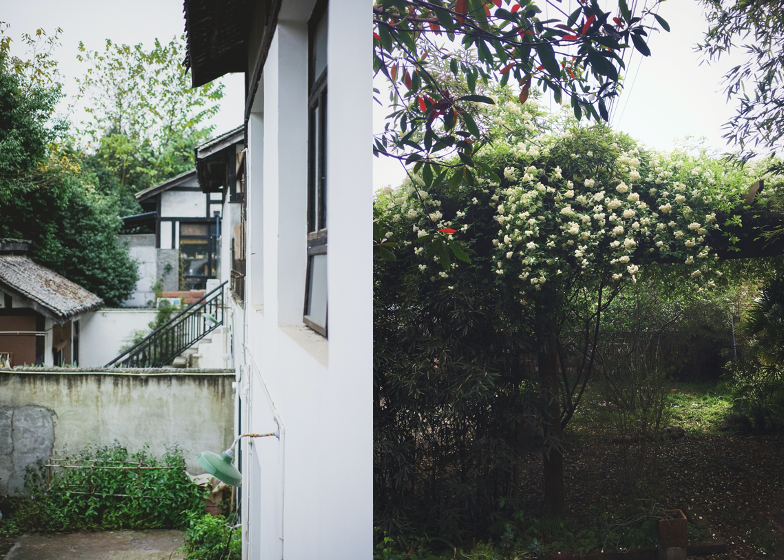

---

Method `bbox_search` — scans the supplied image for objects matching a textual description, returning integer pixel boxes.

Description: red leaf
[373,32,381,40]
[493,0,501,6]
[555,24,575,32]
[390,64,398,80]
[404,70,412,90]
[613,17,624,27]
[536,65,544,71]
[454,0,468,23]
[429,21,441,33]
[500,62,516,74]
[419,97,427,112]
[511,3,520,11]
[562,34,579,41]
[439,228,457,234]
[582,15,596,35]
[484,5,490,16]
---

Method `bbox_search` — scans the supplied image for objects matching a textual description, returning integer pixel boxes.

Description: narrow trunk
[539,338,565,518]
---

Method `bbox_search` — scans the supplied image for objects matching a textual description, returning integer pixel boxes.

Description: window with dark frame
[304,0,328,337]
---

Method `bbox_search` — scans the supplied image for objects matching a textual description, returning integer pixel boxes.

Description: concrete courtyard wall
[0,369,234,495]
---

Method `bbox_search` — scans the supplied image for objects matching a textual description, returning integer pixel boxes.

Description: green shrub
[182,513,241,560]
[10,440,202,533]
[724,359,784,429]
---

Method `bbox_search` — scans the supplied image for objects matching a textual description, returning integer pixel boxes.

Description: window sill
[252,304,264,314]
[279,325,328,367]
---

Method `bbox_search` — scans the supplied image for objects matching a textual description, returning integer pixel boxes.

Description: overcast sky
[4,0,745,192]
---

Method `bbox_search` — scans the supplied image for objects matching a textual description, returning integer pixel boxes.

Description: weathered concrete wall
[0,369,234,495]
[79,309,158,367]
[157,249,180,292]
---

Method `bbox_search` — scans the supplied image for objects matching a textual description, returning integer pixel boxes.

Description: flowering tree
[375,93,784,519]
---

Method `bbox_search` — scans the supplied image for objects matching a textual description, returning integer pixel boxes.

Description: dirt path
[3,530,185,560]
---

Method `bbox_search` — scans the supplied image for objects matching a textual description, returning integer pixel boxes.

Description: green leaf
[378,24,394,51]
[567,7,582,28]
[423,162,434,186]
[457,94,495,104]
[458,151,474,167]
[653,14,670,32]
[535,42,561,78]
[467,69,477,93]
[378,246,397,261]
[437,239,451,270]
[450,57,458,76]
[433,6,455,31]
[448,240,471,263]
[619,0,631,22]
[449,167,464,190]
[587,49,618,80]
[631,33,651,56]
[462,112,480,137]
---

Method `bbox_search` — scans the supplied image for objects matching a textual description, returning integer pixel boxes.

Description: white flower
[656,223,666,231]
[619,255,630,264]
[553,166,562,178]
[612,273,623,281]
[629,170,641,181]
[565,190,575,198]
[417,229,428,238]
[418,264,427,271]
[568,223,580,235]
[439,271,448,278]
[691,270,702,278]
[698,228,707,235]
[610,240,621,248]
[526,242,536,250]
[472,197,479,205]
[656,241,663,247]
[504,167,516,179]
[560,205,575,216]
[584,178,595,188]
[414,247,424,255]
[659,203,672,214]
[685,256,694,264]
[616,182,629,194]
[675,195,686,203]
[627,193,639,202]
[575,248,584,258]
[627,264,639,275]
[429,211,442,221]
[624,238,636,249]
[593,191,605,202]
[612,225,624,236]
[649,188,658,196]
[674,231,684,239]
[607,199,622,210]
[496,269,504,275]
[406,209,418,218]
[688,222,700,230]
[576,195,589,206]
[623,209,635,219]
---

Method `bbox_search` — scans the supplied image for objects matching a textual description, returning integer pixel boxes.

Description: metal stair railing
[105,281,228,368]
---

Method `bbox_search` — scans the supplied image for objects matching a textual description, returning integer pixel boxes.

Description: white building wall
[236,0,371,557]
[78,308,158,367]
[161,190,207,218]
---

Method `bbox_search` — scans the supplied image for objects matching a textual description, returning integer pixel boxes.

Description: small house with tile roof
[0,239,103,367]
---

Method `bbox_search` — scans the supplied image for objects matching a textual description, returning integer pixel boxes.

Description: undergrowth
[0,440,202,534]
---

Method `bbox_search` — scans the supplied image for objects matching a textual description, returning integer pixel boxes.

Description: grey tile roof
[0,256,103,322]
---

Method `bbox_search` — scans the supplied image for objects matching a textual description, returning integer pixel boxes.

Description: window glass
[311,9,328,84]
[305,254,327,327]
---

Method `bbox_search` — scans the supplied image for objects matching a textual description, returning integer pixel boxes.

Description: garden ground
[1,529,185,560]
[393,381,784,559]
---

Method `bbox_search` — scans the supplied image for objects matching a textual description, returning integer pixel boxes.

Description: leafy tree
[74,36,224,215]
[373,0,671,184]
[0,28,138,306]
[698,0,784,165]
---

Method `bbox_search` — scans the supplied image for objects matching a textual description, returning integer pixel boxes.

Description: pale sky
[4,0,745,192]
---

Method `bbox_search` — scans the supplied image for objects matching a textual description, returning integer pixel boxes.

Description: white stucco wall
[161,190,207,218]
[235,0,372,557]
[78,309,158,367]
[120,234,158,307]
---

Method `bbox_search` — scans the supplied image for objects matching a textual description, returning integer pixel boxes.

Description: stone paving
[3,530,185,560]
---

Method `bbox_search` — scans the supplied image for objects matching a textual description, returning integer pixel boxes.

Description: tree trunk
[539,336,566,518]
